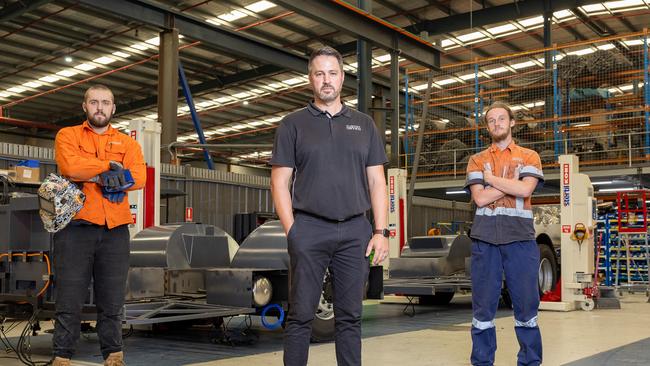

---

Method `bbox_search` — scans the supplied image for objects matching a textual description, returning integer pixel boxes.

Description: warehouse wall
[1,142,471,240]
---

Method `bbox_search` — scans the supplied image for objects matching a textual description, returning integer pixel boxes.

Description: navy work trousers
[470,239,543,366]
[52,221,130,360]
[283,211,371,366]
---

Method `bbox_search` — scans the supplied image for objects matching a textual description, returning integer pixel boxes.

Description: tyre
[419,291,455,306]
[538,244,558,296]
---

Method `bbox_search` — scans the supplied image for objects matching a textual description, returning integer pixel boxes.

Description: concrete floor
[2,293,649,365]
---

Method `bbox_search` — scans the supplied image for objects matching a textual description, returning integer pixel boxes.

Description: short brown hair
[482,101,515,125]
[84,84,114,103]
[308,46,343,73]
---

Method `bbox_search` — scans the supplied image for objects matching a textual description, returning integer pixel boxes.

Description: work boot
[104,351,125,366]
[51,357,71,366]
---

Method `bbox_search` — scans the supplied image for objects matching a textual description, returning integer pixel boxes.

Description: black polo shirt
[270,101,388,221]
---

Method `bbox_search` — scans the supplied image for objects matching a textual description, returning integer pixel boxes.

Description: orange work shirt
[54,121,146,229]
[464,141,544,244]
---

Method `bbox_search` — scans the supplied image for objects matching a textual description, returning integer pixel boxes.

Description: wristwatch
[373,228,390,238]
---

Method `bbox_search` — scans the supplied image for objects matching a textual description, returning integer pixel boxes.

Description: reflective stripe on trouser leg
[470,240,503,366]
[501,240,543,366]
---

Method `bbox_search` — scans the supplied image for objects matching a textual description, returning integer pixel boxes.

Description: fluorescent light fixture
[145,37,160,46]
[375,54,392,63]
[567,48,595,56]
[217,128,233,133]
[487,23,518,35]
[250,89,265,94]
[484,67,509,75]
[0,91,11,98]
[146,113,158,119]
[214,96,234,104]
[249,121,265,127]
[510,105,526,111]
[218,10,246,22]
[597,43,615,50]
[7,86,26,93]
[94,56,117,65]
[39,75,60,83]
[440,39,455,48]
[179,106,190,112]
[64,56,73,63]
[553,10,574,19]
[591,181,613,185]
[233,92,251,99]
[458,73,477,80]
[574,123,591,127]
[441,119,450,123]
[620,84,634,91]
[206,18,222,26]
[347,99,358,105]
[598,187,635,192]
[510,61,537,70]
[230,124,248,130]
[56,69,78,77]
[75,63,96,71]
[456,31,485,43]
[581,4,606,12]
[196,101,214,108]
[435,78,457,85]
[23,81,43,88]
[518,16,544,28]
[446,190,467,195]
[606,0,644,10]
[243,100,249,105]
[113,51,131,58]
[283,77,305,85]
[265,116,282,123]
[130,43,151,51]
[623,39,644,46]
[245,1,276,12]
[412,83,429,91]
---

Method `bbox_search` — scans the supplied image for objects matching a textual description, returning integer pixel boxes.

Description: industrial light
[456,31,485,43]
[243,100,249,105]
[282,77,304,85]
[484,67,509,75]
[75,63,96,71]
[39,75,60,83]
[245,1,276,13]
[374,54,392,63]
[113,51,131,58]
[486,23,517,35]
[7,86,26,94]
[94,56,117,65]
[435,78,457,85]
[598,187,635,192]
[591,181,613,185]
[446,190,467,195]
[518,16,544,28]
[574,123,591,127]
[233,92,251,99]
[23,81,42,88]
[511,61,536,69]
[218,10,247,22]
[56,68,78,77]
[64,56,73,62]
[145,37,160,46]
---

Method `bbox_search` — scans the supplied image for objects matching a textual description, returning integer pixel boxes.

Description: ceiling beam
[403,0,604,36]
[273,0,440,70]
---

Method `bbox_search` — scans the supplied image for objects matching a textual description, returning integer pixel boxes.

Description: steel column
[390,51,400,167]
[357,0,373,115]
[158,27,179,163]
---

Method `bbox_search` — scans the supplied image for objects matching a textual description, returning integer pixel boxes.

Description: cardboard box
[14,166,40,183]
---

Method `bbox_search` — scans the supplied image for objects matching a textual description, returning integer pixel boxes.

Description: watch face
[382,229,389,238]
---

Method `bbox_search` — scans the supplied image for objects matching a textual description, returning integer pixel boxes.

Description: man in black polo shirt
[270,46,389,366]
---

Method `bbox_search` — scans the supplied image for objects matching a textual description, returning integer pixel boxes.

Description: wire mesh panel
[403,31,650,179]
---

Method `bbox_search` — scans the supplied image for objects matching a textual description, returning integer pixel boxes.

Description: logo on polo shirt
[346,125,361,131]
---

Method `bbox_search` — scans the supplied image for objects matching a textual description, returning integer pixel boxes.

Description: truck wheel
[538,244,558,295]
[419,291,455,306]
[311,271,335,342]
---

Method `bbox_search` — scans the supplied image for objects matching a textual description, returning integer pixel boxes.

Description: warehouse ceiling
[1,0,649,169]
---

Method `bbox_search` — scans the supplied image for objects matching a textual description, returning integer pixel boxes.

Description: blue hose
[260,303,285,330]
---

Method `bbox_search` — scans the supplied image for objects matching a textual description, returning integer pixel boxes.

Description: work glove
[88,161,125,185]
[99,168,135,192]
[103,190,126,204]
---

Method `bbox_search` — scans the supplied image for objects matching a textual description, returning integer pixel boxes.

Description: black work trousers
[283,211,372,366]
[52,221,130,360]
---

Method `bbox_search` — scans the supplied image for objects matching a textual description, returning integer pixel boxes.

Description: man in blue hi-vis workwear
[464,101,544,366]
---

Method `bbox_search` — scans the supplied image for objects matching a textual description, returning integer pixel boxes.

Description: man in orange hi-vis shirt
[52,84,145,366]
[464,102,544,366]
